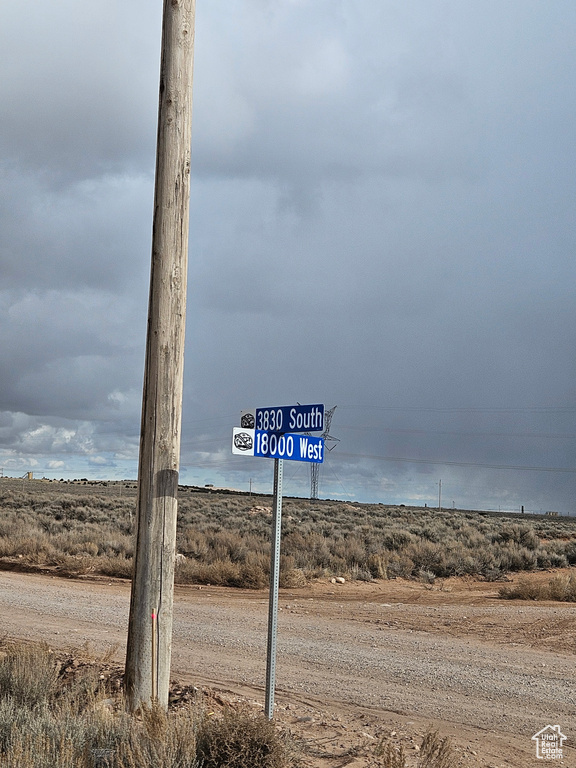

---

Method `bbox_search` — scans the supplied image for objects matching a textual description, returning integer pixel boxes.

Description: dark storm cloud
[0,0,157,453]
[0,1,160,179]
[1,1,575,509]
[0,169,153,293]
[192,1,480,190]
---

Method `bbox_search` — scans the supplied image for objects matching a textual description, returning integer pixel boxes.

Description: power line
[336,450,576,473]
[339,404,576,414]
[337,424,576,440]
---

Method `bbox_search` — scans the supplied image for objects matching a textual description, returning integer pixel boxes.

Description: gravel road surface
[1,570,574,767]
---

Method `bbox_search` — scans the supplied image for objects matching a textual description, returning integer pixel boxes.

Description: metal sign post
[264,457,283,720]
[233,403,325,719]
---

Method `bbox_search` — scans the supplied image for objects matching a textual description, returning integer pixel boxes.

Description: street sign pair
[232,403,325,464]
[231,402,325,720]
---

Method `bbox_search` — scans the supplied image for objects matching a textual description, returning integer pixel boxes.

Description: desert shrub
[349,565,373,582]
[331,535,366,567]
[500,573,576,602]
[374,729,457,768]
[495,523,540,550]
[497,544,538,572]
[0,642,292,768]
[563,541,576,565]
[196,707,288,768]
[374,737,406,767]
[174,554,269,589]
[210,531,250,564]
[179,529,209,561]
[534,547,553,569]
[385,553,415,579]
[0,643,60,708]
[2,482,576,586]
[98,556,134,580]
[444,546,481,577]
[0,697,200,768]
[367,553,387,579]
[458,525,485,549]
[176,559,241,587]
[535,547,568,569]
[234,555,269,589]
[419,526,444,543]
[407,542,448,577]
[287,532,332,570]
[547,573,576,601]
[0,643,125,766]
[279,566,307,588]
[418,569,436,584]
[418,728,458,768]
[116,704,200,768]
[499,579,545,600]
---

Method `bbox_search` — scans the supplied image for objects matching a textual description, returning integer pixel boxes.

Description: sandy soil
[0,568,575,767]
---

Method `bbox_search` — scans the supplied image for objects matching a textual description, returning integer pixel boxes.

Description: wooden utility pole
[125,0,196,713]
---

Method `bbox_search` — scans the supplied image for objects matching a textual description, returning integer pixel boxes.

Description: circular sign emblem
[233,431,253,451]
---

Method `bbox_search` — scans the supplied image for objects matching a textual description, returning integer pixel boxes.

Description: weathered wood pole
[125,0,195,713]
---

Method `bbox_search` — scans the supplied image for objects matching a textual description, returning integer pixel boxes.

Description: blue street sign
[232,428,324,463]
[240,403,324,433]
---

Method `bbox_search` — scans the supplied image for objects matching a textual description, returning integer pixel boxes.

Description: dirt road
[1,569,574,767]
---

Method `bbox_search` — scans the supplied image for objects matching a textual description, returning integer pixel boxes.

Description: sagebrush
[1,479,575,588]
[0,641,290,768]
[499,572,576,602]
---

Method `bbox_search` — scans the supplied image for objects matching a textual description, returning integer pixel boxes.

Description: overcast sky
[1,1,575,513]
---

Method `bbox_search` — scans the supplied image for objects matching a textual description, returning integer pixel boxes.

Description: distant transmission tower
[310,405,339,499]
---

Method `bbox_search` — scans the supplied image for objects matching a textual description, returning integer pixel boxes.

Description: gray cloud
[1,0,575,511]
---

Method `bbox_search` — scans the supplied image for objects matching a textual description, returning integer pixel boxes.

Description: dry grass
[373,728,458,768]
[499,572,576,601]
[0,641,291,768]
[1,640,463,768]
[196,706,288,768]
[1,479,576,589]
[373,738,406,767]
[418,729,458,768]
